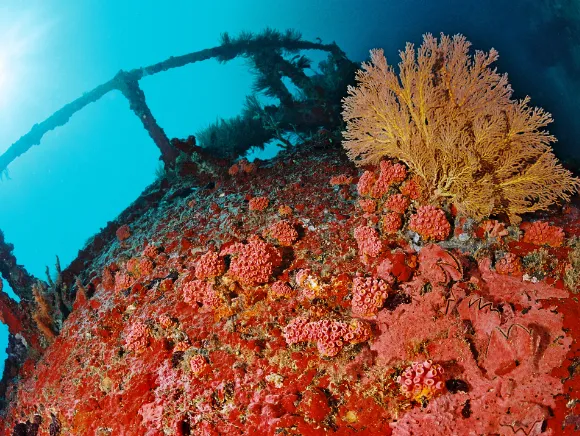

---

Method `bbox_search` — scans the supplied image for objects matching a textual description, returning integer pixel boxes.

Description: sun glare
[0,9,52,112]
[0,55,12,105]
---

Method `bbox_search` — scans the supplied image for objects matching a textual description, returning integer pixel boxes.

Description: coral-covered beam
[0,281,24,336]
[115,73,179,167]
[0,30,345,174]
[0,230,36,301]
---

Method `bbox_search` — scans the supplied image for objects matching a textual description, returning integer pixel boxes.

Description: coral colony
[1,30,580,435]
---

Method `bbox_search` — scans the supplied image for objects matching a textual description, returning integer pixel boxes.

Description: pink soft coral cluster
[283,317,371,357]
[229,158,257,176]
[189,355,210,376]
[116,224,131,242]
[522,221,565,247]
[195,251,225,280]
[357,171,376,197]
[357,160,407,198]
[382,212,402,235]
[495,252,522,276]
[124,322,151,353]
[396,360,445,402]
[142,244,159,259]
[248,196,269,212]
[354,225,382,258]
[263,220,298,246]
[408,205,451,241]
[270,280,295,299]
[114,271,135,292]
[351,275,390,317]
[400,177,422,200]
[385,193,410,214]
[221,238,281,286]
[158,314,175,329]
[182,280,220,311]
[371,160,407,198]
[358,199,377,214]
[126,257,154,279]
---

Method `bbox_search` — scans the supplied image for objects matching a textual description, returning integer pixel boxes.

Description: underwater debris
[1,31,580,435]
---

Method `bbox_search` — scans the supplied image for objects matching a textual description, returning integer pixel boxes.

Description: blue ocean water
[0,0,578,375]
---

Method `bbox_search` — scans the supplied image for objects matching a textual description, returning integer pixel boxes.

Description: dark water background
[0,0,578,372]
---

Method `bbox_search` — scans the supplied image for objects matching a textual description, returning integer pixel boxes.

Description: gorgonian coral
[342,33,579,223]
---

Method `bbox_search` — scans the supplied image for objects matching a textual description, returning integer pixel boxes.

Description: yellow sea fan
[342,33,579,223]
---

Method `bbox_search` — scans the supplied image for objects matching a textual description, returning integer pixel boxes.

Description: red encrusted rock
[264,220,298,246]
[353,225,382,258]
[115,224,131,242]
[298,388,331,422]
[223,238,281,286]
[418,244,463,285]
[351,275,390,318]
[126,257,154,278]
[409,205,451,241]
[248,196,269,211]
[3,128,578,435]
[522,220,565,247]
[329,174,353,185]
[195,250,225,280]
